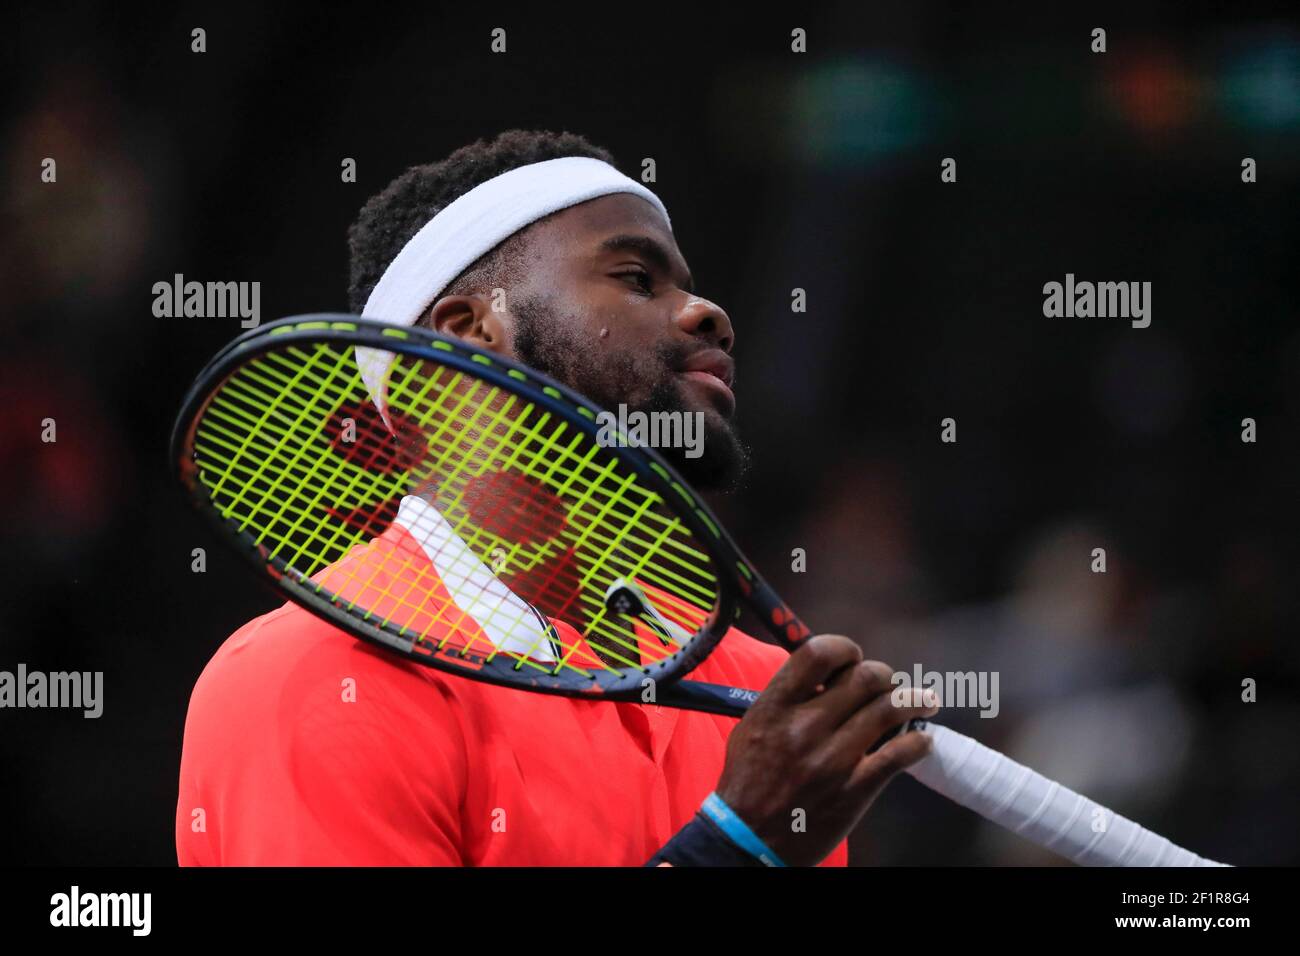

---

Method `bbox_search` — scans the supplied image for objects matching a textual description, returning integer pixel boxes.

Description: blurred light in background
[711,57,941,168]
[0,65,158,324]
[1101,50,1202,136]
[788,59,941,166]
[1217,29,1300,130]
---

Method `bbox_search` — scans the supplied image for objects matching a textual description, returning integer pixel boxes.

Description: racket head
[171,314,769,703]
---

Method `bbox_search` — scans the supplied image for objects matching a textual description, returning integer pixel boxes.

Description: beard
[511,294,749,492]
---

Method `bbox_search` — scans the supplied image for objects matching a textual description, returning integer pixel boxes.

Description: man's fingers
[830,685,940,763]
[845,725,935,796]
[806,658,896,729]
[758,634,863,707]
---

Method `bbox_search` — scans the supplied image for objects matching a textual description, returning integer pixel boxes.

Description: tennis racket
[171,315,1226,867]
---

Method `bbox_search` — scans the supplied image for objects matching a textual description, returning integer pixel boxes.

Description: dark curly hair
[346,129,617,319]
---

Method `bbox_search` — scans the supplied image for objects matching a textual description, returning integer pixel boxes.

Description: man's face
[498,193,748,490]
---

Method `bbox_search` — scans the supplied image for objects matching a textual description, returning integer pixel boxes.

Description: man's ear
[427,294,510,353]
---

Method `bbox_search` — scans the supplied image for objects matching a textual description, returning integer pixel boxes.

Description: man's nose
[674,295,734,353]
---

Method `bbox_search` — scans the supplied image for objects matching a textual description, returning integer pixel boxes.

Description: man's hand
[715,634,939,866]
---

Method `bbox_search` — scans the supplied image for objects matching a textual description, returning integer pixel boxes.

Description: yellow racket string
[191,338,722,680]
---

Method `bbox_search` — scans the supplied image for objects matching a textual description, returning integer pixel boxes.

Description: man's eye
[616,270,653,294]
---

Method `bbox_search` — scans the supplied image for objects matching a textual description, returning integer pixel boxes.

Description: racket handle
[904,722,1229,867]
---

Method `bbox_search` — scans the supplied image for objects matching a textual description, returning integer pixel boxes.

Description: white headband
[356,156,671,422]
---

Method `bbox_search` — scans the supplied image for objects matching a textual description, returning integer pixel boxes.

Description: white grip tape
[905,722,1228,867]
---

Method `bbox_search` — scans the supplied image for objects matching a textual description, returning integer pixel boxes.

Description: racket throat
[604,578,692,648]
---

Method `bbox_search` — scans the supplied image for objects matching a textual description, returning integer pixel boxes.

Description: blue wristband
[645,812,764,867]
[700,792,787,867]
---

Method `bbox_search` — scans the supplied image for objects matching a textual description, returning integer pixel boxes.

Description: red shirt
[176,501,848,867]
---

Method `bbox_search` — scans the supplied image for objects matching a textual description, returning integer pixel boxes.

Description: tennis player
[176,130,939,867]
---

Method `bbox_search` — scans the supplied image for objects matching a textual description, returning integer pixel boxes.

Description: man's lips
[677,349,736,413]
[679,349,734,386]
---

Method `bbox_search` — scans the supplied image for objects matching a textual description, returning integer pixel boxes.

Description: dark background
[2,3,1298,865]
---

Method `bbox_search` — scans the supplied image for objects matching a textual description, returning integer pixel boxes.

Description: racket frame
[171,315,807,716]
